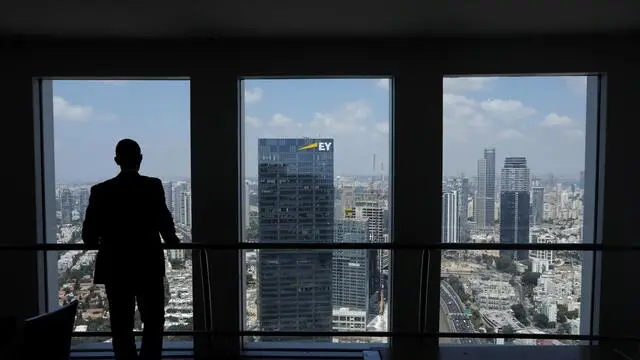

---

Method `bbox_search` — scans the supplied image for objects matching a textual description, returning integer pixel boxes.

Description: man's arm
[156,179,180,245]
[82,186,101,246]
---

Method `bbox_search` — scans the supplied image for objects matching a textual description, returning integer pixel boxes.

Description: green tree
[533,313,550,328]
[566,309,579,319]
[447,276,469,303]
[511,304,529,326]
[521,272,541,287]
[169,258,185,269]
[496,256,516,273]
[471,309,483,330]
[558,322,572,334]
[501,324,514,343]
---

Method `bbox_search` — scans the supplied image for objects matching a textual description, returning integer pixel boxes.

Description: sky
[53,77,587,183]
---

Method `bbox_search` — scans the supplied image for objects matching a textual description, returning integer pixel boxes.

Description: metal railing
[0,241,637,344]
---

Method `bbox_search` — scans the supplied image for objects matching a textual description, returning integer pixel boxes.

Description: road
[440,282,478,344]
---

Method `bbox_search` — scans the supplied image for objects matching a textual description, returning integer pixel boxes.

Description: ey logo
[298,142,332,152]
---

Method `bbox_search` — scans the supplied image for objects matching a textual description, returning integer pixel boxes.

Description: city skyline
[53,77,586,183]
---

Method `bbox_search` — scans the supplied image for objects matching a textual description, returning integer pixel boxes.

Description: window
[241,78,391,345]
[48,79,192,345]
[441,76,597,345]
[19,59,610,360]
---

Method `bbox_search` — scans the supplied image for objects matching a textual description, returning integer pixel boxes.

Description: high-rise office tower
[458,177,470,242]
[475,148,496,229]
[442,191,459,243]
[499,157,531,260]
[60,188,73,224]
[78,187,90,221]
[333,218,370,313]
[244,181,250,232]
[579,171,585,189]
[531,187,544,225]
[162,181,173,214]
[356,202,384,303]
[173,182,189,224]
[257,138,334,341]
[341,184,356,218]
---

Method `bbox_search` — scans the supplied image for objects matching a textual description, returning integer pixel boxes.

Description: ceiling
[1,0,639,38]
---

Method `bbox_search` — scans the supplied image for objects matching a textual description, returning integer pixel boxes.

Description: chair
[20,300,79,360]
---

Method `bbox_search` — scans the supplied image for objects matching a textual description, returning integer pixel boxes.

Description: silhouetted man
[82,139,180,360]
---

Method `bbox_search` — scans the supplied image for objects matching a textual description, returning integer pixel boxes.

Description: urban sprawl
[55,141,582,345]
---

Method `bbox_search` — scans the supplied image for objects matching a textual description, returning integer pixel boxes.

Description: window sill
[379,345,626,360]
[71,340,193,359]
[71,342,624,360]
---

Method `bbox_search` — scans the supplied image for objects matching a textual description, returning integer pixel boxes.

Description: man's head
[114,139,142,171]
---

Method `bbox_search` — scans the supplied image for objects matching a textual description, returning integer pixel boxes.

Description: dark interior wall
[0,34,637,351]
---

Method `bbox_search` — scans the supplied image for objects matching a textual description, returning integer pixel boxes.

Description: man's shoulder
[90,178,117,192]
[139,175,163,185]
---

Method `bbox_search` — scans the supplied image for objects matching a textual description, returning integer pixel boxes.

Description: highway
[440,281,478,344]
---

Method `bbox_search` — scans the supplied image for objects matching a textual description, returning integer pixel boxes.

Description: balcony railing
[0,241,638,344]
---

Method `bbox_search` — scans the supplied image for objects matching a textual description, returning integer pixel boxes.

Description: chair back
[21,300,79,360]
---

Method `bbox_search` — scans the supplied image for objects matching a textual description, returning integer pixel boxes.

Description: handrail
[66,329,640,342]
[0,242,636,251]
[5,240,627,343]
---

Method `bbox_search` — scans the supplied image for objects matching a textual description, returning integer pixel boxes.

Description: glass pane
[441,76,591,344]
[241,78,391,344]
[52,80,192,343]
[441,250,588,345]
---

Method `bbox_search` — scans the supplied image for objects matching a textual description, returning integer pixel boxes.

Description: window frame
[436,73,606,346]
[26,43,613,360]
[34,77,206,355]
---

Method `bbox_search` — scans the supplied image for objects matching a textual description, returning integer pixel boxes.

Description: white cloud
[374,122,389,134]
[53,96,93,121]
[443,77,495,93]
[480,99,536,119]
[245,116,262,128]
[541,113,573,127]
[245,87,263,104]
[564,129,584,138]
[375,79,390,89]
[564,76,587,95]
[444,93,488,129]
[443,93,536,145]
[499,129,523,140]
[310,100,372,135]
[269,113,297,127]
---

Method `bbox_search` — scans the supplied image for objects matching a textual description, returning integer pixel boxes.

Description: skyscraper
[356,202,384,303]
[531,187,544,225]
[60,188,73,223]
[257,138,334,341]
[442,191,459,243]
[499,157,531,260]
[458,177,470,242]
[162,181,173,214]
[333,218,370,313]
[475,148,496,229]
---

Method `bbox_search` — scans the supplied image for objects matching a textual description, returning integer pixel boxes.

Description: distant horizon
[56,172,582,186]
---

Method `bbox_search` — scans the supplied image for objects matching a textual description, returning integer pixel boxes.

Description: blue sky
[53,77,586,183]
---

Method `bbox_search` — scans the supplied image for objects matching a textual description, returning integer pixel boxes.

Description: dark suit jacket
[82,172,179,285]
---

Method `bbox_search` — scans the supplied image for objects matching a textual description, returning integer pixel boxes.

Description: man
[83,139,180,360]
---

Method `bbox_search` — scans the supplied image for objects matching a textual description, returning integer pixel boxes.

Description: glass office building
[257,138,335,340]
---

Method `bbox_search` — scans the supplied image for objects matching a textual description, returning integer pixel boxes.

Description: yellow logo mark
[298,143,318,151]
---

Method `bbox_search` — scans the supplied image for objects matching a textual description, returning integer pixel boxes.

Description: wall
[0,34,637,355]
